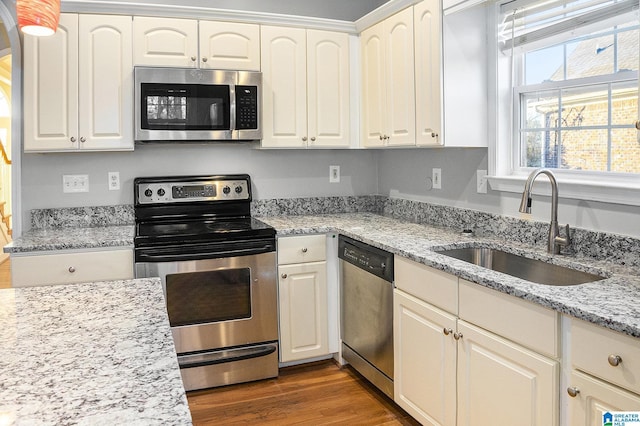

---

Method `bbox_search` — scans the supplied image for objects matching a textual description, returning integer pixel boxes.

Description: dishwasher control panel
[338,235,394,282]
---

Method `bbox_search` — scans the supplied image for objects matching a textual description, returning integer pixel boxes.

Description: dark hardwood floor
[187,360,420,426]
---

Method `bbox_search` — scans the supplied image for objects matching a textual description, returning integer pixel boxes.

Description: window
[492,0,640,202]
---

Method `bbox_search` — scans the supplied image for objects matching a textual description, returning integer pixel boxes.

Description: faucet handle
[555,223,572,250]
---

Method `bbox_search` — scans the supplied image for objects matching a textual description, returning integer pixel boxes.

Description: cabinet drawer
[395,256,458,314]
[459,280,559,358]
[278,235,326,264]
[571,317,640,395]
[11,249,134,287]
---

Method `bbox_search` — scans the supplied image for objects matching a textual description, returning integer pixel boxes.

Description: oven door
[135,251,277,354]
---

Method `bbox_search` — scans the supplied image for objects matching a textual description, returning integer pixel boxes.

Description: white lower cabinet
[11,249,134,287]
[394,256,559,426]
[567,317,640,425]
[277,235,329,363]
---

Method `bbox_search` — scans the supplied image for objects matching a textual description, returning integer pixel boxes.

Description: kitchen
[1,0,640,424]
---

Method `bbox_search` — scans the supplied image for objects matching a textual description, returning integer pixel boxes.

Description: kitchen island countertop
[0,278,192,425]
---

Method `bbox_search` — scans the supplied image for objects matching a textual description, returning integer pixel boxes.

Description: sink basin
[435,247,606,286]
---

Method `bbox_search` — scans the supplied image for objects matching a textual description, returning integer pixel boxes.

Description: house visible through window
[500,0,639,175]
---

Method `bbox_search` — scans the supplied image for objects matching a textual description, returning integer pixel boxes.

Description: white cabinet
[23,14,133,152]
[394,289,457,426]
[261,26,350,148]
[394,257,559,426]
[11,249,134,287]
[414,0,443,146]
[567,318,640,425]
[277,235,329,362]
[361,7,415,147]
[133,17,260,70]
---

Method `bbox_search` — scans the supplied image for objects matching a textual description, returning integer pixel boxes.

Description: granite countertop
[259,213,640,339]
[5,213,639,339]
[0,278,192,425]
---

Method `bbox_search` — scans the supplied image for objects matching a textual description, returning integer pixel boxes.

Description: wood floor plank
[187,360,420,426]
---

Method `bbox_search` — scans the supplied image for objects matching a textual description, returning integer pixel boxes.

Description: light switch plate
[63,174,89,193]
[432,168,442,189]
[108,172,120,191]
[330,165,340,183]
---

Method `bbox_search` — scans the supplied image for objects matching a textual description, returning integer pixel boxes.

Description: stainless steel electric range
[133,174,278,391]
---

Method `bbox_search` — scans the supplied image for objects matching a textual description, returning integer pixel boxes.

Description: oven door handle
[136,244,275,262]
[178,344,277,369]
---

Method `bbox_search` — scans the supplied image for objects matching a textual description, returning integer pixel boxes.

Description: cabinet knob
[379,135,384,141]
[443,328,453,336]
[310,137,316,142]
[567,387,580,398]
[302,136,308,142]
[191,56,197,62]
[431,132,438,138]
[301,248,308,253]
[608,354,622,367]
[202,57,208,63]
[453,332,463,340]
[384,135,390,140]
[68,266,76,273]
[70,137,76,142]
[80,137,86,143]
[281,273,287,279]
[635,120,640,130]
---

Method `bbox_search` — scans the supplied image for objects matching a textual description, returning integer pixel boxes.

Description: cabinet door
[568,370,640,426]
[457,320,559,426]
[360,22,386,148]
[278,261,328,362]
[394,289,457,426]
[78,15,133,151]
[133,17,198,67]
[260,26,307,148]
[199,21,260,70]
[414,0,443,146]
[23,14,79,152]
[306,30,350,148]
[384,7,416,147]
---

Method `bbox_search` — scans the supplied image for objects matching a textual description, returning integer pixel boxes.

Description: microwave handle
[229,84,237,132]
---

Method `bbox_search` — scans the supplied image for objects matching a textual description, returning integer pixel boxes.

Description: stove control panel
[136,179,250,204]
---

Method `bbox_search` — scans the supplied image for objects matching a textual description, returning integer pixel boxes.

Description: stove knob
[223,186,231,195]
[144,189,153,197]
[157,188,166,197]
[235,186,243,194]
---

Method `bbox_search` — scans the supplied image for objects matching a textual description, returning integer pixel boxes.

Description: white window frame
[487,2,640,206]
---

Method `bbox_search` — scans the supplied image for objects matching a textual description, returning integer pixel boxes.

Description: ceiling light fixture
[17,0,60,37]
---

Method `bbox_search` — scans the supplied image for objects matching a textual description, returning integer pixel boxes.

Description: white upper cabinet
[414,0,443,146]
[199,21,260,70]
[133,17,259,70]
[261,26,350,148]
[361,7,416,147]
[133,17,198,67]
[24,14,133,152]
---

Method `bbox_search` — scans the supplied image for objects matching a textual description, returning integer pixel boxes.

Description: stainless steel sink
[435,247,606,286]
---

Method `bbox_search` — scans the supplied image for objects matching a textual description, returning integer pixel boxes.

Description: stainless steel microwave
[134,67,262,142]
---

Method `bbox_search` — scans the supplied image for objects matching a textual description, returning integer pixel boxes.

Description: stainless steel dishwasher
[339,235,394,399]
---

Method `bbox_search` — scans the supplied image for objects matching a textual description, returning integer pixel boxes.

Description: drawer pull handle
[68,266,76,273]
[281,274,287,279]
[453,332,463,340]
[567,387,580,398]
[443,328,453,336]
[301,248,308,253]
[608,354,622,367]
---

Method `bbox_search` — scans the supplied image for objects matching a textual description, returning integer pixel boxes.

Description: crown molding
[355,0,422,32]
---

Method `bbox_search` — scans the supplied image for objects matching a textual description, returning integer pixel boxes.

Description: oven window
[165,268,251,327]
[140,83,230,131]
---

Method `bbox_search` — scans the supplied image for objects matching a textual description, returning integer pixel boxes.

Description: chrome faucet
[519,168,571,254]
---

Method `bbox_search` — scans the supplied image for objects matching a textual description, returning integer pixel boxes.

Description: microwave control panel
[235,85,258,130]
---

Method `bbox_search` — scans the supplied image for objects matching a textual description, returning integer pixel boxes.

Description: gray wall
[20,145,379,228]
[377,149,640,238]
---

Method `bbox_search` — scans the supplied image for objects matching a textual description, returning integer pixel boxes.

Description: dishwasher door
[341,260,394,379]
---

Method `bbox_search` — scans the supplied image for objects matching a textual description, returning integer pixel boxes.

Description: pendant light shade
[17,0,60,37]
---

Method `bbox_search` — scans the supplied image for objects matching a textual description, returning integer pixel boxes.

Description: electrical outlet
[432,168,442,189]
[330,165,340,183]
[62,174,89,193]
[108,172,120,191]
[477,169,488,194]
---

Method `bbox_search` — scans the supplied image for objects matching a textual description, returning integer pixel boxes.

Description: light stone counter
[0,278,192,425]
[260,213,640,339]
